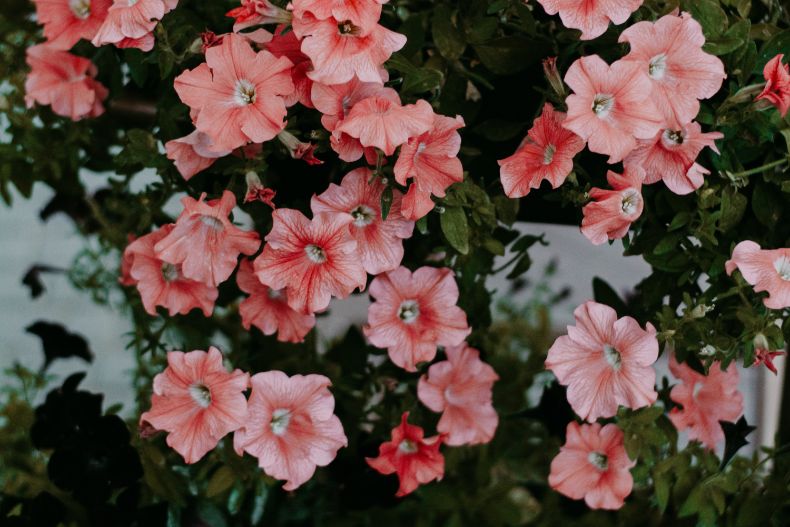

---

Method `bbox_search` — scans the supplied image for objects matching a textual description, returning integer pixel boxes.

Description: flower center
[662,129,685,147]
[397,300,420,324]
[128,0,138,6]
[234,79,257,106]
[189,383,212,408]
[161,263,179,282]
[620,189,641,216]
[305,244,327,263]
[68,0,91,18]
[648,54,668,80]
[588,451,608,471]
[692,381,703,398]
[337,20,360,36]
[591,94,614,118]
[398,439,419,454]
[602,344,622,371]
[267,287,285,300]
[350,204,375,227]
[270,408,292,436]
[199,215,224,230]
[416,142,428,154]
[774,256,790,281]
[543,143,556,165]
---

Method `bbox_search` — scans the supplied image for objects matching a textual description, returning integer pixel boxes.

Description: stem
[728,158,788,179]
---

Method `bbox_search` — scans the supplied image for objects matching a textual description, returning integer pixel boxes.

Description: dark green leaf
[440,206,469,254]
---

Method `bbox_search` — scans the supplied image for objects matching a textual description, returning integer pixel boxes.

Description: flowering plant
[1,0,790,525]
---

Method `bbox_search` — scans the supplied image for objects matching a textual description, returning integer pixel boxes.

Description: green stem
[728,158,788,178]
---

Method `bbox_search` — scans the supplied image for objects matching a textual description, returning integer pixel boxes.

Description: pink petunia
[236,259,316,343]
[394,113,465,221]
[174,33,294,151]
[124,225,219,317]
[264,27,314,108]
[91,0,166,48]
[254,209,367,315]
[366,412,445,497]
[563,55,664,163]
[311,168,414,274]
[244,171,277,207]
[549,422,635,510]
[417,344,499,446]
[580,167,645,245]
[233,371,347,490]
[140,347,249,464]
[165,130,233,181]
[756,54,790,117]
[226,0,291,32]
[623,123,722,195]
[291,0,388,34]
[277,130,324,165]
[536,0,643,40]
[545,301,658,421]
[364,266,471,371]
[293,12,405,85]
[32,0,111,50]
[498,103,585,198]
[24,44,108,121]
[668,356,743,449]
[725,241,790,310]
[154,191,261,288]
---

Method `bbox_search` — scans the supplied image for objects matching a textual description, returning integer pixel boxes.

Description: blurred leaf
[441,206,470,254]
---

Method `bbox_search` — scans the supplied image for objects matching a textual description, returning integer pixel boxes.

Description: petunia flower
[236,260,316,343]
[32,0,112,50]
[619,12,726,127]
[756,54,790,117]
[498,103,585,198]
[254,209,367,314]
[226,0,291,32]
[91,0,166,49]
[417,344,499,446]
[563,55,664,163]
[124,225,219,317]
[545,301,658,421]
[154,190,261,288]
[536,0,643,40]
[140,347,249,464]
[244,171,277,207]
[165,130,233,181]
[174,33,294,151]
[753,348,785,375]
[394,113,465,221]
[668,355,743,449]
[233,371,347,490]
[291,0,388,35]
[549,422,635,510]
[264,27,314,108]
[277,130,324,165]
[726,241,790,310]
[364,266,471,371]
[581,167,645,245]
[623,123,722,195]
[366,412,445,497]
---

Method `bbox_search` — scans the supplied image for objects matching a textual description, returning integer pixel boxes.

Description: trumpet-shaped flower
[32,0,112,50]
[536,0,643,40]
[726,241,790,310]
[756,54,790,117]
[581,167,645,245]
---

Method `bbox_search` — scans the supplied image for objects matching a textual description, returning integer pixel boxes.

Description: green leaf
[719,187,747,231]
[751,182,783,227]
[380,186,393,220]
[473,36,545,75]
[432,5,466,60]
[206,466,236,498]
[441,206,469,254]
[685,0,728,39]
[506,252,532,279]
[705,19,750,55]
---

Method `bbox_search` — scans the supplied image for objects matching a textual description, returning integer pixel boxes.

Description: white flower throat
[603,344,622,371]
[774,256,790,281]
[620,189,641,216]
[648,54,668,80]
[234,79,257,106]
[69,0,91,18]
[350,204,375,227]
[588,451,608,471]
[397,300,420,323]
[305,244,327,263]
[592,94,614,118]
[189,383,212,408]
[270,408,292,436]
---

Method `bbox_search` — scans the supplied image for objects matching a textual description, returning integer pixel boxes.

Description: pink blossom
[549,422,635,510]
[756,54,790,117]
[264,27,314,108]
[311,168,414,274]
[115,31,155,51]
[291,0,388,34]
[226,0,291,32]
[277,130,324,165]
[140,347,249,464]
[165,130,232,181]
[536,0,643,40]
[563,55,664,163]
[32,0,111,50]
[545,301,658,421]
[668,356,743,449]
[244,171,277,207]
[154,191,261,288]
[581,167,645,245]
[233,371,347,490]
[498,103,585,198]
[364,266,471,371]
[726,241,790,310]
[254,209,367,314]
[91,0,165,48]
[417,344,499,446]
[754,347,785,375]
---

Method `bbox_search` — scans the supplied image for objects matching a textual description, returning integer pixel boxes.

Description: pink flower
[619,12,725,127]
[32,0,111,50]
[563,55,664,163]
[91,0,165,48]
[165,130,232,180]
[226,0,291,32]
[580,167,645,245]
[140,347,249,464]
[498,103,585,198]
[726,241,790,310]
[549,422,635,510]
[394,113,465,221]
[264,27,314,108]
[277,130,324,165]
[244,171,277,207]
[291,0,388,34]
[154,191,261,288]
[124,225,219,316]
[754,348,785,375]
[293,13,405,85]
[366,412,445,497]
[668,356,743,449]
[174,33,294,151]
[233,371,347,490]
[417,344,499,446]
[254,209,367,314]
[545,301,658,421]
[536,0,643,40]
[336,97,434,156]
[756,54,790,117]
[311,168,414,274]
[623,123,722,195]
[115,31,155,51]
[24,44,108,121]
[364,266,471,371]
[236,260,316,343]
